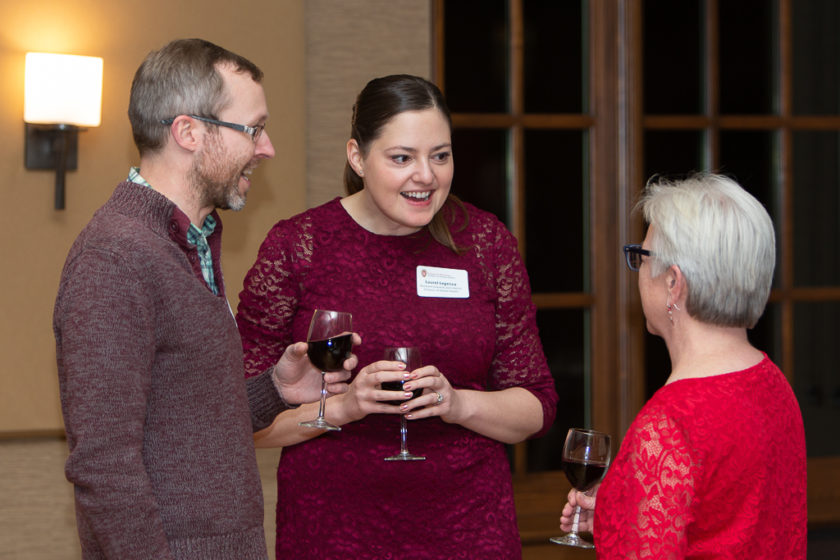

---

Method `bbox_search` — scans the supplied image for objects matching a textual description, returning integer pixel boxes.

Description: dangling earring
[667,301,681,324]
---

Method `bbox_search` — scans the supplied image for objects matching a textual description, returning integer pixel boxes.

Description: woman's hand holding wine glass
[380,347,425,461]
[559,487,597,533]
[550,428,611,549]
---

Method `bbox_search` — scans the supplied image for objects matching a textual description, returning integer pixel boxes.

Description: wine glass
[299,309,353,431]
[381,347,425,461]
[550,428,611,549]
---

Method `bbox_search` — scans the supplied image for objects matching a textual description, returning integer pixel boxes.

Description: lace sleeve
[597,410,695,559]
[236,215,313,378]
[476,214,557,435]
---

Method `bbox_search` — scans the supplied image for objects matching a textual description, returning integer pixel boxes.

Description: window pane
[644,331,670,400]
[793,0,840,114]
[450,128,509,225]
[719,131,777,214]
[793,131,840,286]
[528,309,587,471]
[443,0,508,112]
[644,130,705,180]
[643,0,703,114]
[719,130,781,287]
[719,0,777,114]
[794,302,840,457]
[749,302,781,365]
[523,0,584,113]
[524,130,586,293]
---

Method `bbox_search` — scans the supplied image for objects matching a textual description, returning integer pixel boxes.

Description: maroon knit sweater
[54,182,284,559]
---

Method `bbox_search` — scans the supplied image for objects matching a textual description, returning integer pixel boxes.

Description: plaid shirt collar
[128,167,219,294]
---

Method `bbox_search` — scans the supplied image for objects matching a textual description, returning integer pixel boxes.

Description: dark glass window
[719,131,777,213]
[523,0,584,113]
[749,302,780,365]
[450,128,510,225]
[719,0,777,114]
[644,130,705,180]
[794,302,840,456]
[524,130,586,293]
[443,0,509,112]
[719,130,781,286]
[793,0,840,115]
[644,332,671,400]
[643,0,703,114]
[793,131,840,286]
[529,308,586,471]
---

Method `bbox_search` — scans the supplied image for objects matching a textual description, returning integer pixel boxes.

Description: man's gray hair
[128,38,263,155]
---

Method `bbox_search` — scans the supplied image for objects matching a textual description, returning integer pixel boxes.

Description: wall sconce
[24,52,103,210]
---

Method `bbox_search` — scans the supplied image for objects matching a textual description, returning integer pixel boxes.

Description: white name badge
[416,266,469,298]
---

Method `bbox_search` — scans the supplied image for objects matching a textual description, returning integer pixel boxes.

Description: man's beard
[189,133,252,211]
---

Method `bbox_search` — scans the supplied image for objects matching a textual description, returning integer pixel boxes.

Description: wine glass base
[384,452,426,461]
[550,533,595,549]
[299,418,341,431]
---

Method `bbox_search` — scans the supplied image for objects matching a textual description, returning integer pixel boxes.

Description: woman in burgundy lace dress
[236,75,558,559]
[560,174,807,558]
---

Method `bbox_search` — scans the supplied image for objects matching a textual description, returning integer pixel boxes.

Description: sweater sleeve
[245,367,299,431]
[54,248,174,560]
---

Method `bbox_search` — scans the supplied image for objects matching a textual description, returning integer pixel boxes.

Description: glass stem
[317,371,327,419]
[571,505,581,535]
[399,415,409,454]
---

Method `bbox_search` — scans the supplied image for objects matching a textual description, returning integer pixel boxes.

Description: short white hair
[638,173,775,328]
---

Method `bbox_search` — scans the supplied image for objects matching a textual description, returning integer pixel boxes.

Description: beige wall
[0,0,308,433]
[305,0,432,206]
[0,0,433,435]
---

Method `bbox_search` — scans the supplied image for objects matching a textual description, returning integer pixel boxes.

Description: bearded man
[53,38,354,560]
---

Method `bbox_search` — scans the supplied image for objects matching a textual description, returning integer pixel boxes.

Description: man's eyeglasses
[623,244,651,271]
[160,115,265,143]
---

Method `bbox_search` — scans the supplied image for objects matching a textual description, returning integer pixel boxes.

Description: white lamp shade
[24,52,103,127]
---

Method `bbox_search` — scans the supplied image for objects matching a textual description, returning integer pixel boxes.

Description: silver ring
[434,391,444,404]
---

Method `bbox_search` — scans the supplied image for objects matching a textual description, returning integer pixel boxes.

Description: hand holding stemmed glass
[551,428,611,549]
[380,346,425,461]
[299,309,354,431]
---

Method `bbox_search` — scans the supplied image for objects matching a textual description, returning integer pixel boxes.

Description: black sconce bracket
[24,123,82,210]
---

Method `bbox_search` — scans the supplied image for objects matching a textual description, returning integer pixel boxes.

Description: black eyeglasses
[623,244,651,271]
[160,114,265,143]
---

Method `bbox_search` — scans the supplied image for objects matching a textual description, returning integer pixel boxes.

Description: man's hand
[270,334,360,405]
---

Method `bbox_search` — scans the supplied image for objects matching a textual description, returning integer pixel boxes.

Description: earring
[667,303,674,324]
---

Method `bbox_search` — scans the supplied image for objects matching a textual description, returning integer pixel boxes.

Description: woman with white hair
[560,173,807,558]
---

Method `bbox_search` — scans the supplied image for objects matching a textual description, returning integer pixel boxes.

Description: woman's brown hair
[344,74,468,253]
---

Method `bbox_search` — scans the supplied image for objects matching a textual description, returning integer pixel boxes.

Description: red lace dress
[594,356,807,559]
[236,198,557,559]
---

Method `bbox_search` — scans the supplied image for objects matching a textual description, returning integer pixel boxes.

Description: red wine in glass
[381,347,425,461]
[550,428,611,549]
[561,459,608,493]
[299,310,352,432]
[380,380,422,406]
[307,333,353,372]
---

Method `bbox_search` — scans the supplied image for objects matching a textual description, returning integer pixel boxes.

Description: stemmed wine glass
[550,428,611,549]
[381,347,425,461]
[299,309,353,431]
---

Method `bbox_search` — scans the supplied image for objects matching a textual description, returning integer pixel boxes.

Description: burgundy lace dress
[236,198,558,559]
[594,356,807,559]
